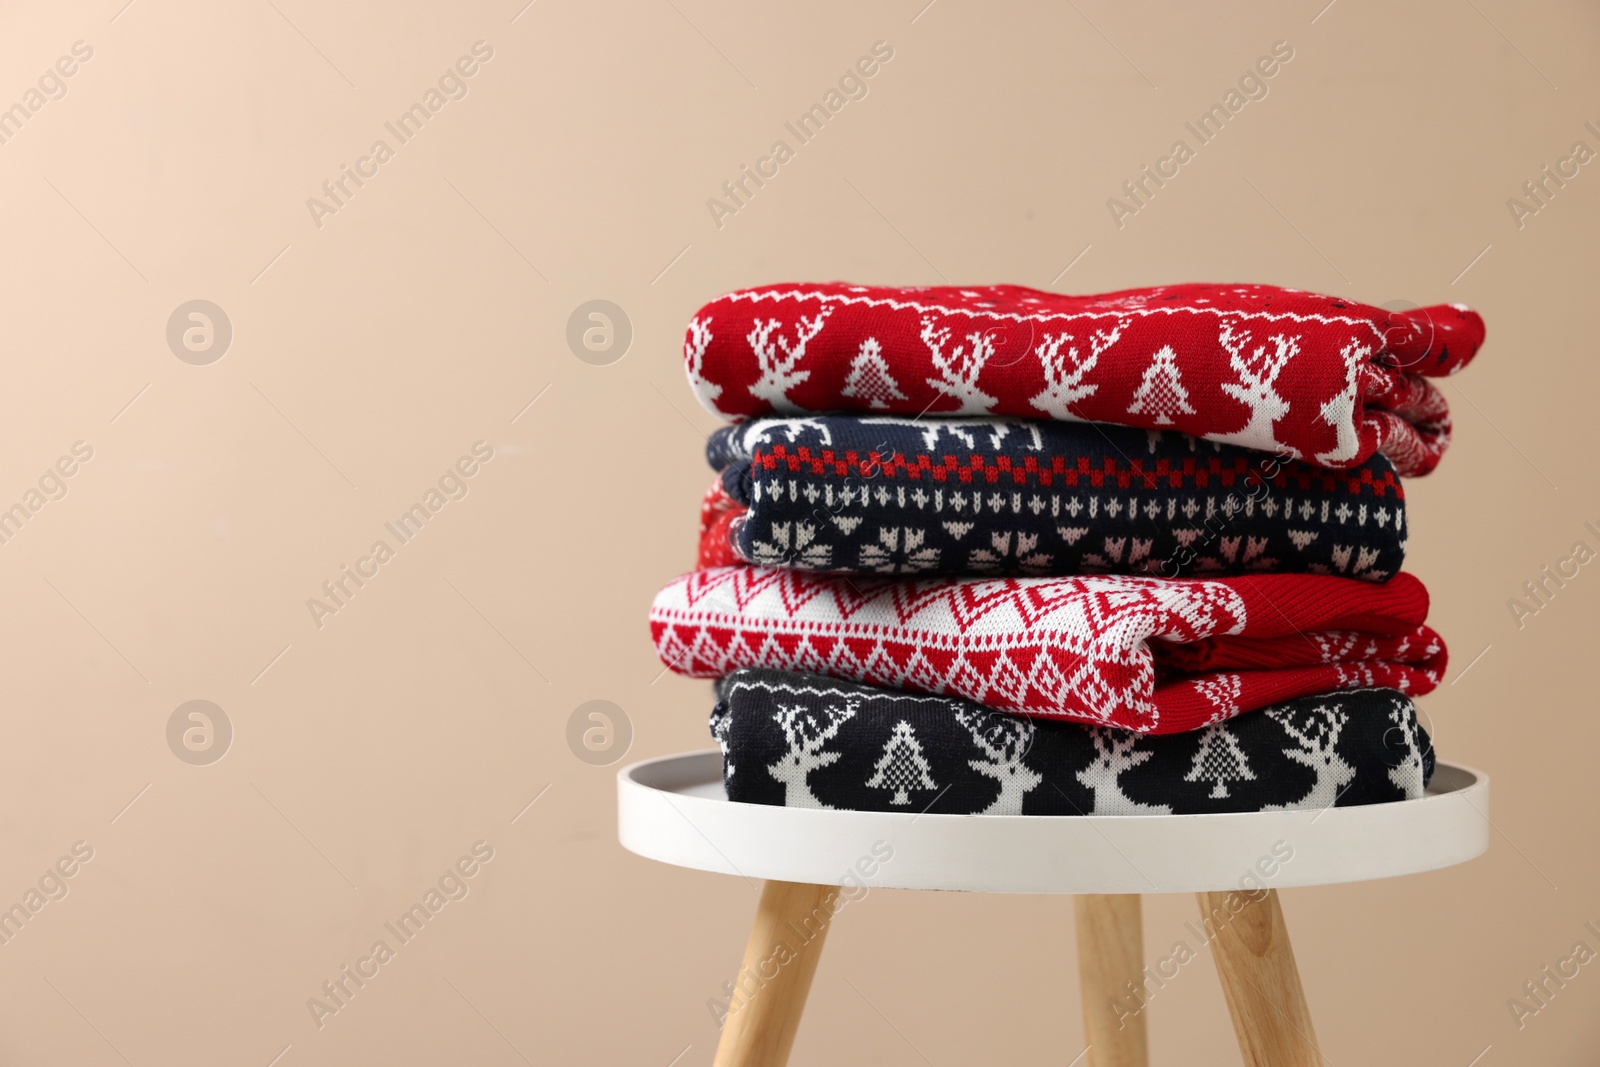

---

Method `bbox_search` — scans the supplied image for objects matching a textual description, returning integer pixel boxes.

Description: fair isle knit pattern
[650,565,1445,734]
[682,282,1484,476]
[704,416,1407,581]
[712,669,1435,815]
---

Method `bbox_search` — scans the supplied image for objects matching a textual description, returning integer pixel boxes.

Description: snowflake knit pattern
[704,415,1407,581]
[650,565,1445,734]
[713,668,1435,815]
[681,282,1484,476]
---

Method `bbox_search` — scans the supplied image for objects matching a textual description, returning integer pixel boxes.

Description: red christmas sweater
[650,566,1444,735]
[681,282,1484,477]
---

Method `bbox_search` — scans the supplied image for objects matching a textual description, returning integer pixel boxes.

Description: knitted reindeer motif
[1076,730,1172,815]
[986,420,1045,451]
[684,316,720,405]
[766,698,856,808]
[1211,321,1300,453]
[858,416,1044,452]
[1385,701,1426,795]
[1263,704,1355,811]
[710,705,735,782]
[747,311,831,413]
[954,709,1042,815]
[860,415,979,450]
[920,319,999,414]
[738,417,834,451]
[1028,321,1125,419]
[1314,338,1371,466]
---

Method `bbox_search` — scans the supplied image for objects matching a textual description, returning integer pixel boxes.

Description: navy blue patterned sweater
[712,668,1434,816]
[704,416,1406,580]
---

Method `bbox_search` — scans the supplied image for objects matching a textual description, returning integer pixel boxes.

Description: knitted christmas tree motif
[1125,344,1197,425]
[1183,722,1257,798]
[865,719,936,804]
[839,338,907,410]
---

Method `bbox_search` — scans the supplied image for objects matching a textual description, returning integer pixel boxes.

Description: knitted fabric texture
[698,477,742,569]
[650,565,1445,734]
[712,669,1435,815]
[704,415,1407,581]
[682,282,1484,476]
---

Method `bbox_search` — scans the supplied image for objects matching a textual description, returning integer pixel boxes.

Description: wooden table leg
[1199,888,1322,1066]
[713,880,836,1067]
[1074,894,1149,1067]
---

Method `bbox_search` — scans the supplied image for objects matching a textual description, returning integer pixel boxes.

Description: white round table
[619,750,1489,1067]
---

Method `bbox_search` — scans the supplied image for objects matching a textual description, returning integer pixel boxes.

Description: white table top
[617,750,1490,894]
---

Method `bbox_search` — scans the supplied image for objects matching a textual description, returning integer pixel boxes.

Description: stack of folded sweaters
[650,282,1485,816]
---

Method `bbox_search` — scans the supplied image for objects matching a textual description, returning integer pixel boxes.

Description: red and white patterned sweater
[682,282,1484,476]
[650,566,1444,735]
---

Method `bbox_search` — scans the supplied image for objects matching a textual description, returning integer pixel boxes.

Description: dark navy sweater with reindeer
[711,668,1434,816]
[701,416,1406,581]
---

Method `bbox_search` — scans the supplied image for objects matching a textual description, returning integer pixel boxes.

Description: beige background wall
[0,0,1594,1063]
